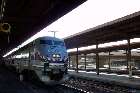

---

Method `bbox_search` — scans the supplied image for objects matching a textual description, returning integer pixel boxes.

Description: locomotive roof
[38,36,64,41]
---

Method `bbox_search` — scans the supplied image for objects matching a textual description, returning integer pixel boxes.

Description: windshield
[40,40,53,45]
[53,41,64,46]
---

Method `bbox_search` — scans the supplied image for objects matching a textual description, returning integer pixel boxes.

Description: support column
[108,51,111,70]
[84,54,87,71]
[68,55,71,69]
[127,39,132,78]
[76,48,79,73]
[28,47,31,70]
[126,50,129,70]
[96,44,99,75]
[127,39,131,63]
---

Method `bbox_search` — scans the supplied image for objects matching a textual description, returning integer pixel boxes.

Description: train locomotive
[5,36,68,84]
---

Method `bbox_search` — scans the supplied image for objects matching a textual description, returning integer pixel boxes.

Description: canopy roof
[64,11,140,49]
[0,0,86,55]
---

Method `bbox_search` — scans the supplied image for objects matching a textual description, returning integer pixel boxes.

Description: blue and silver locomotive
[6,36,68,84]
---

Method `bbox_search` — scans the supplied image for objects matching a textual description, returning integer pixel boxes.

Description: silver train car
[5,36,68,84]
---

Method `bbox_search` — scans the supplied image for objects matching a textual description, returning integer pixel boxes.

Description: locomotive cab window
[40,40,52,45]
[53,41,64,46]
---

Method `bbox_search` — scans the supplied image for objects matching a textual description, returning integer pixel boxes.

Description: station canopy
[64,11,140,50]
[0,0,86,56]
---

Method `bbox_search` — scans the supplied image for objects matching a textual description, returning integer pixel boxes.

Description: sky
[3,0,140,57]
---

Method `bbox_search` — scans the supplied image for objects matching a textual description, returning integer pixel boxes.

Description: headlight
[52,54,60,58]
[52,54,61,61]
[52,54,56,57]
[56,54,60,58]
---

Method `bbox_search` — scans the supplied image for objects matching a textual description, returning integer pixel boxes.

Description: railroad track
[22,81,84,93]
[63,76,139,93]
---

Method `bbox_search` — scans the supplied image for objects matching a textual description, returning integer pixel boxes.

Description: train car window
[53,41,64,46]
[40,40,52,45]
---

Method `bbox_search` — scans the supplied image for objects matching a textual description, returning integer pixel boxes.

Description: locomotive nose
[50,46,65,61]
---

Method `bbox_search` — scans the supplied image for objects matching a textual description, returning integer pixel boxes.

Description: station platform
[68,69,140,90]
[0,65,82,93]
[0,65,35,93]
